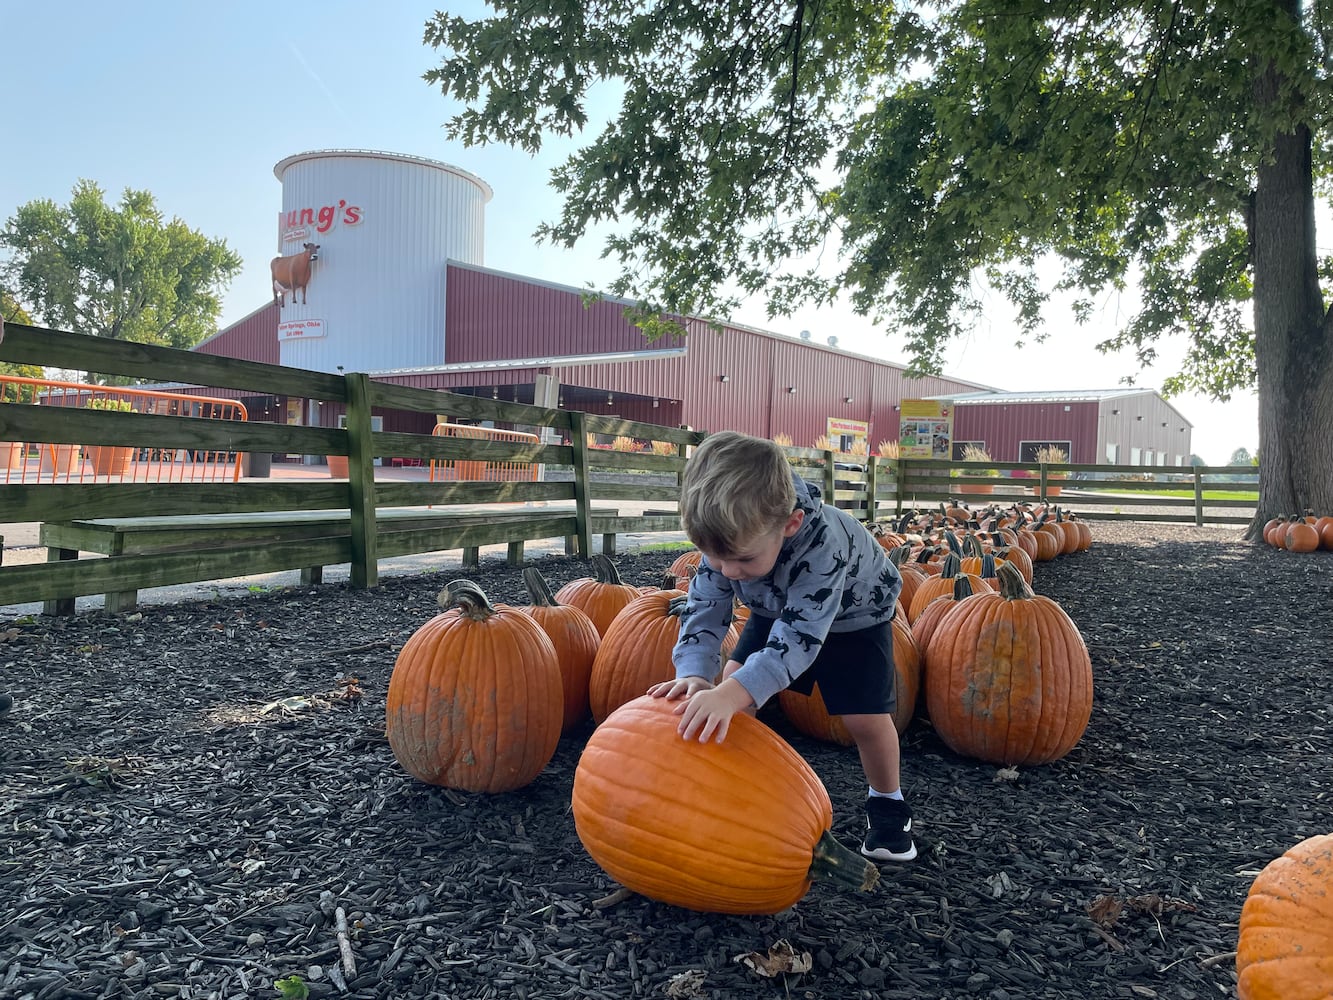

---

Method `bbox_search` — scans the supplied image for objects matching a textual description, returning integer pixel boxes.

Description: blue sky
[4,1,1258,463]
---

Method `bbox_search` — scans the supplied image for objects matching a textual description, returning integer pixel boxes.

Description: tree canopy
[425,0,1333,528]
[1,180,241,354]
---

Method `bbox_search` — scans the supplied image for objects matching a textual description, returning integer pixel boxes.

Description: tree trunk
[1248,4,1333,538]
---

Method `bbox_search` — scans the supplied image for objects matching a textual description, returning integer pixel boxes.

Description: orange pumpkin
[554,553,643,637]
[588,586,688,722]
[386,580,562,792]
[1236,832,1333,999]
[924,561,1093,765]
[1285,520,1320,553]
[521,566,601,734]
[572,695,878,914]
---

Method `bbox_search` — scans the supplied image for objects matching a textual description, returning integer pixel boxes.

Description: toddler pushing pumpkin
[649,431,917,862]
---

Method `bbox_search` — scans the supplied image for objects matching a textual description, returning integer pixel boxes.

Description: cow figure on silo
[270,242,320,308]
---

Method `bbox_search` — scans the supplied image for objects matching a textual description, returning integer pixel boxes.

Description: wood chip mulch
[2,522,1330,1000]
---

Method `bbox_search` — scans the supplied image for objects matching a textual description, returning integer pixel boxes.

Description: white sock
[868,786,904,800]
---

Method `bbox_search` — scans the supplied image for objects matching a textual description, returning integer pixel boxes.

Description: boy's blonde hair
[680,431,796,555]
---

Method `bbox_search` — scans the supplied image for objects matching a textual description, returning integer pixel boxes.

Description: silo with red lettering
[271,149,491,373]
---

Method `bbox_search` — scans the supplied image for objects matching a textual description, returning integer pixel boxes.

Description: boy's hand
[647,676,714,700]
[675,678,756,744]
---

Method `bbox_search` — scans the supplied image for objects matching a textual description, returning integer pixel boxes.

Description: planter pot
[4,441,25,471]
[39,444,81,476]
[957,481,994,495]
[327,455,349,478]
[89,445,134,478]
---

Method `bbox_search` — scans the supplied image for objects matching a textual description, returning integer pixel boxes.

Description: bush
[86,397,135,412]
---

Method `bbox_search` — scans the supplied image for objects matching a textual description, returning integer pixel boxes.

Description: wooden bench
[38,505,625,614]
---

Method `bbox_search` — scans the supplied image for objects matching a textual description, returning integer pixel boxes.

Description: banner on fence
[898,399,953,459]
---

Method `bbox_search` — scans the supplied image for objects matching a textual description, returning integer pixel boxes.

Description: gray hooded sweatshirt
[671,474,902,708]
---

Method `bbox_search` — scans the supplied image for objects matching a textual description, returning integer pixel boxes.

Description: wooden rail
[0,322,1260,613]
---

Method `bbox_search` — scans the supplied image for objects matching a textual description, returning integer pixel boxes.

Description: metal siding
[193,303,279,364]
[274,151,488,374]
[444,264,674,363]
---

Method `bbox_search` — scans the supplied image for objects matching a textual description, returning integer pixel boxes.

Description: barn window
[1018,440,1072,463]
[952,440,986,461]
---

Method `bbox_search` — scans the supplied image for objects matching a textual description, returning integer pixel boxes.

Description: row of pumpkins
[1262,512,1333,552]
[385,499,1096,796]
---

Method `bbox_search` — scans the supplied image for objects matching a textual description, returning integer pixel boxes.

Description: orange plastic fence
[429,422,540,483]
[1,375,248,484]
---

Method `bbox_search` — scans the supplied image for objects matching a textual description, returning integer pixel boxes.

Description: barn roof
[933,388,1153,404]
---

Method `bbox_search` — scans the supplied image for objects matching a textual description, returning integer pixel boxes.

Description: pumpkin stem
[438,579,498,619]
[522,567,561,607]
[995,560,1035,600]
[592,553,625,585]
[809,829,880,892]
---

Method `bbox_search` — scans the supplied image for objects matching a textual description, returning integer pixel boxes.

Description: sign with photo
[898,399,953,459]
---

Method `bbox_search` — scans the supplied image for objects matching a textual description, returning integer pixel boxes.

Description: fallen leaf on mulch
[664,968,707,998]
[734,939,812,978]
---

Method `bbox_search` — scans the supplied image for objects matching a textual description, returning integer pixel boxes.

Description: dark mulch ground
[3,523,1331,1000]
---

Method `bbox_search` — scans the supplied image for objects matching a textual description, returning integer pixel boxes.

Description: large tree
[424,0,1333,534]
[1,180,242,360]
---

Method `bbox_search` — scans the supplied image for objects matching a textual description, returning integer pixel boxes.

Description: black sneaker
[862,796,917,862]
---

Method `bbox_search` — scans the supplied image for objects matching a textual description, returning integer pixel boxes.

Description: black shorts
[730,615,896,715]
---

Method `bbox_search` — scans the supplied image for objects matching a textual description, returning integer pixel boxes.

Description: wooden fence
[0,322,1259,612]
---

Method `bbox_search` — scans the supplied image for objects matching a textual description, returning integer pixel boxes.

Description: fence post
[894,459,904,517]
[344,373,378,588]
[569,410,593,558]
[1193,466,1205,527]
[823,449,836,506]
[865,457,879,524]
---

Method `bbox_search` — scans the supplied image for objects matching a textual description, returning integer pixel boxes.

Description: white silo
[271,149,492,373]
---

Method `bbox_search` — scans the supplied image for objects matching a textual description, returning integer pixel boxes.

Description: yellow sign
[898,399,953,459]
[826,417,868,452]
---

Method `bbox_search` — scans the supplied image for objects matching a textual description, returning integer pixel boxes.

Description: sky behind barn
[3,1,1260,463]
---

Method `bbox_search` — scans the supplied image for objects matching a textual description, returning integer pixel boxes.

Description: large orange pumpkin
[924,561,1093,765]
[521,566,601,734]
[1236,832,1333,999]
[386,580,562,792]
[554,553,643,637]
[571,695,878,914]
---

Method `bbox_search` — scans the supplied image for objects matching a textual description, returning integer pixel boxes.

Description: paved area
[0,466,687,617]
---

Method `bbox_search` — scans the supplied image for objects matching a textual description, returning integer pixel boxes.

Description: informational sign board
[826,417,868,453]
[898,399,953,459]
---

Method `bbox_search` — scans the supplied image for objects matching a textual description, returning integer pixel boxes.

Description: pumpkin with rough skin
[386,580,562,792]
[520,566,601,734]
[924,561,1093,766]
[572,695,879,914]
[1236,832,1333,1000]
[554,553,643,637]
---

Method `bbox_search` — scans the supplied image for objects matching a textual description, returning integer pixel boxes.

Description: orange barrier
[1,376,247,484]
[429,422,540,482]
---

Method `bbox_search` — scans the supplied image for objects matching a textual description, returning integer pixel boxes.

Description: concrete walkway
[0,465,687,617]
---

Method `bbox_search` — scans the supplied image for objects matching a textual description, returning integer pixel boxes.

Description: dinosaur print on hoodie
[672,473,902,709]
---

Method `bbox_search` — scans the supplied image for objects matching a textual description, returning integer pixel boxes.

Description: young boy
[648,431,916,862]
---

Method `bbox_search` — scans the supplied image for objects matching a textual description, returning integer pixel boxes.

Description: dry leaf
[1087,894,1125,928]
[664,969,707,998]
[734,939,812,978]
[994,766,1020,782]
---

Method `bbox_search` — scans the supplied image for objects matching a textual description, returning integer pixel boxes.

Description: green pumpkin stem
[438,579,498,619]
[809,829,880,892]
